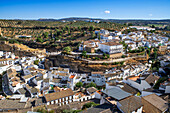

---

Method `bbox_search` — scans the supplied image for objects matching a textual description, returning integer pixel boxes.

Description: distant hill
[37,17,170,25]
[0,17,169,29]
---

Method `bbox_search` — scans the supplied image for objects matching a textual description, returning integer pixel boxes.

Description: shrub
[36,37,43,43]
[95,57,99,60]
[106,54,110,58]
[82,51,87,57]
[121,55,125,58]
[153,77,167,89]
[102,62,108,65]
[86,82,96,88]
[75,82,83,88]
[120,61,124,65]
[34,60,39,65]
[63,46,71,53]
[9,39,19,44]
[137,92,141,96]
[82,102,99,110]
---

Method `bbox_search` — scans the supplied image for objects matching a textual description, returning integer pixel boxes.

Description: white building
[99,42,123,54]
[0,58,15,65]
[126,74,159,91]
[100,29,109,35]
[45,88,74,106]
[0,64,9,74]
[69,73,83,90]
[129,26,155,31]
[101,35,113,40]
[86,72,106,86]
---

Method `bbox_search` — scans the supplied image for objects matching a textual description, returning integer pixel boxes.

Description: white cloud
[149,14,153,16]
[104,10,110,14]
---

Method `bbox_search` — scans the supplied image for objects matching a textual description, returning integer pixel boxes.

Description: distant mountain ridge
[37,17,170,21]
[37,17,170,25]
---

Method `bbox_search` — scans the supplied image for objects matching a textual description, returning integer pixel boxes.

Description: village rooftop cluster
[0,27,169,113]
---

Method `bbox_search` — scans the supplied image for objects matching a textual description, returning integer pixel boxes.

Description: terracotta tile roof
[145,74,160,85]
[22,74,33,79]
[121,84,138,95]
[87,87,97,94]
[69,75,75,79]
[119,96,142,113]
[90,39,100,42]
[7,68,17,78]
[43,78,49,83]
[0,58,13,61]
[96,90,102,94]
[100,42,122,46]
[142,94,168,112]
[11,77,20,82]
[45,88,74,102]
[80,103,113,113]
[128,76,140,81]
[56,72,67,76]
[54,87,61,92]
[91,71,104,75]
[30,88,39,94]
[52,78,61,83]
[75,92,85,97]
[12,81,19,87]
[0,100,27,110]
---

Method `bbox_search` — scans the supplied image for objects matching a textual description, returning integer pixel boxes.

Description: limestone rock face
[44,59,53,70]
[46,55,111,73]
[0,43,34,57]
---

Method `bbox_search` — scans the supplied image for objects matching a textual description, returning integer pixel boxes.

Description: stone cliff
[0,43,35,57]
[45,55,115,73]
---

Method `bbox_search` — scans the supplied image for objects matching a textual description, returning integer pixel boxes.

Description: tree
[86,82,96,88]
[82,51,87,57]
[36,38,43,43]
[91,31,94,38]
[98,32,101,40]
[49,30,53,39]
[153,47,158,52]
[82,31,85,36]
[147,49,150,56]
[106,54,110,59]
[151,25,155,28]
[76,82,83,88]
[128,47,132,53]
[82,102,99,110]
[137,92,141,96]
[65,26,69,30]
[103,53,106,58]
[128,23,133,26]
[43,32,49,38]
[89,26,94,31]
[78,26,81,31]
[120,61,124,65]
[153,51,157,59]
[34,60,39,65]
[9,39,19,44]
[121,55,125,58]
[63,46,71,53]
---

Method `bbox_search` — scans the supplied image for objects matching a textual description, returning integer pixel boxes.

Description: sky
[0,0,170,20]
